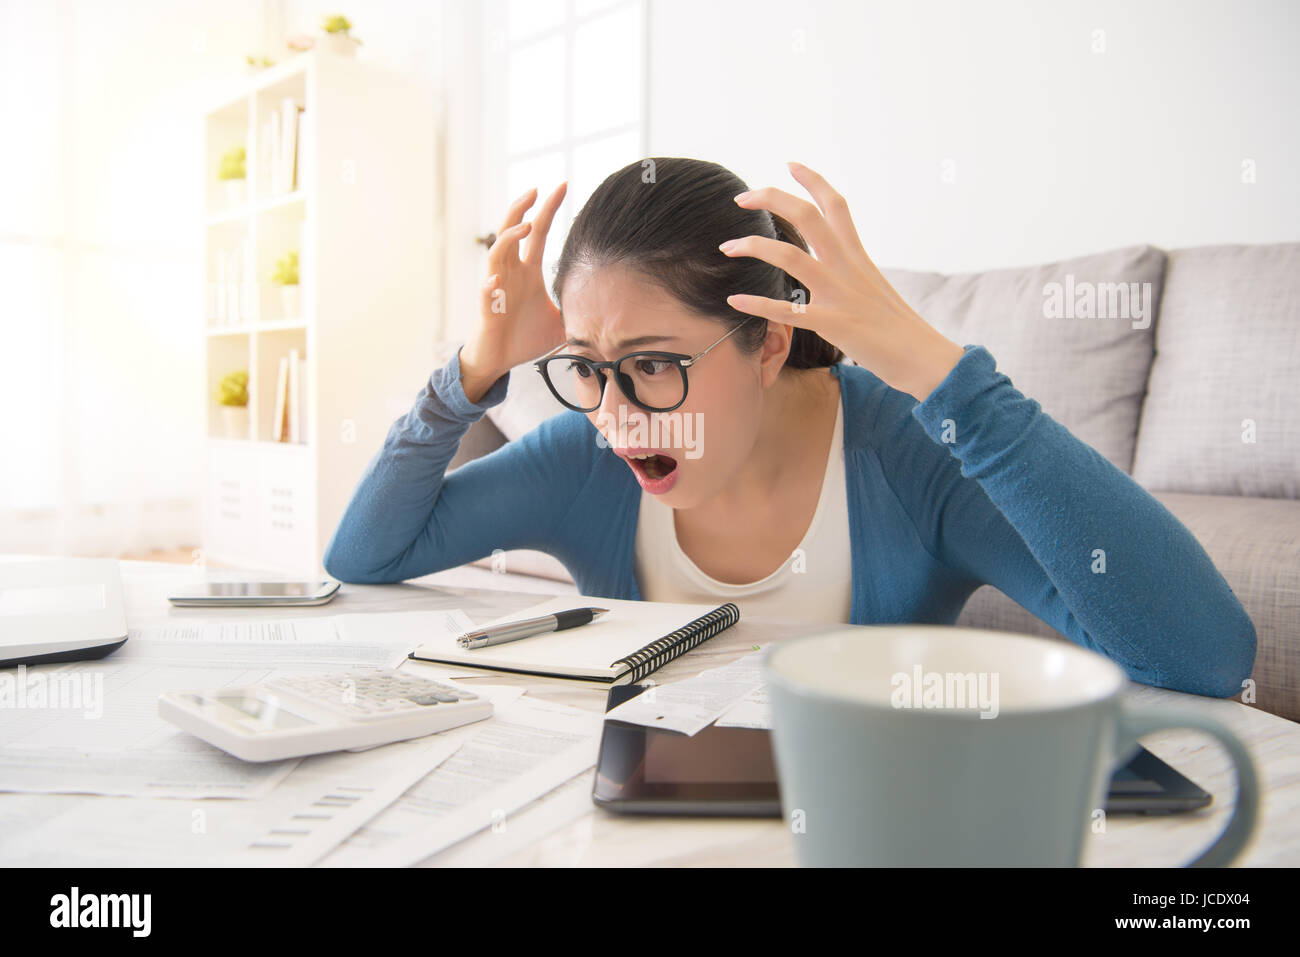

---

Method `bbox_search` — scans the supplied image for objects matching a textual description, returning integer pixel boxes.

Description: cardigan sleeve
[322,346,587,584]
[881,344,1256,699]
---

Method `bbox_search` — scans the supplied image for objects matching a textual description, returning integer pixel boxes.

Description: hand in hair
[460,182,569,402]
[720,162,964,403]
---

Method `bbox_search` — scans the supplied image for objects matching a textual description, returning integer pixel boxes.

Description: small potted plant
[243,53,275,74]
[218,146,246,207]
[217,369,250,439]
[271,250,300,318]
[320,15,361,57]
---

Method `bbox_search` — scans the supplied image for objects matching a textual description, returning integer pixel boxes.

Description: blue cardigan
[323,344,1256,699]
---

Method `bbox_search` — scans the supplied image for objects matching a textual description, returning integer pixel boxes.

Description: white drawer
[206,443,258,563]
[256,450,317,573]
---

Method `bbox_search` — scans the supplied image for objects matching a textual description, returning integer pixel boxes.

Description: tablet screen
[593,684,780,812]
[643,725,776,784]
[592,684,1211,815]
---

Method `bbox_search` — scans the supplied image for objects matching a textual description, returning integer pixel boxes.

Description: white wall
[646,0,1300,273]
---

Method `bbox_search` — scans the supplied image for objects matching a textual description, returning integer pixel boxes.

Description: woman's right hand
[459,182,568,401]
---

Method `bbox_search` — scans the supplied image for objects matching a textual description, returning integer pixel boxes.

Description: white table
[13,558,1300,866]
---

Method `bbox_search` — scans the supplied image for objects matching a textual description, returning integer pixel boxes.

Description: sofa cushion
[447,413,508,470]
[883,244,1165,473]
[1148,491,1298,721]
[486,352,568,442]
[1130,242,1300,498]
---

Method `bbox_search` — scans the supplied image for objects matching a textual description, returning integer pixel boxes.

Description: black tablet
[592,683,1212,816]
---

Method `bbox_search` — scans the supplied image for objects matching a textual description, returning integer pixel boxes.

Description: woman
[323,157,1255,699]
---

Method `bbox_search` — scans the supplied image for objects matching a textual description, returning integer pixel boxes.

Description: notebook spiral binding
[610,602,741,683]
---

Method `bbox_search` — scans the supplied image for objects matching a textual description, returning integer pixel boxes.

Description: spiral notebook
[407,595,741,685]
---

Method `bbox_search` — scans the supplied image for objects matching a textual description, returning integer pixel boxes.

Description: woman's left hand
[721,161,966,403]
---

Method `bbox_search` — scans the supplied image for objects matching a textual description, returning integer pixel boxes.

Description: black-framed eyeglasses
[532,318,756,413]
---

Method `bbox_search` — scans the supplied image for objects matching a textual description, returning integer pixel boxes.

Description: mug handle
[1114,705,1260,867]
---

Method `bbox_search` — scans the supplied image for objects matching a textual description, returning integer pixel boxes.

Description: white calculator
[158,668,493,762]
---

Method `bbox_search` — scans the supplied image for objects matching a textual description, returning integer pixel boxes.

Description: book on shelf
[215,248,225,324]
[298,219,309,290]
[261,109,278,197]
[246,122,256,194]
[208,243,243,328]
[271,350,307,443]
[296,106,309,192]
[280,97,300,195]
[287,347,300,443]
[239,235,253,323]
[297,351,308,443]
[227,254,238,326]
[261,97,304,197]
[273,356,289,442]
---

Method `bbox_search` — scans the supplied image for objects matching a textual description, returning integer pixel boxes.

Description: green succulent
[244,54,275,68]
[218,146,245,181]
[321,14,361,44]
[271,250,299,286]
[217,369,249,407]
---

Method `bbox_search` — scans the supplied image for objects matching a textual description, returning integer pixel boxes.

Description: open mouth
[623,451,679,482]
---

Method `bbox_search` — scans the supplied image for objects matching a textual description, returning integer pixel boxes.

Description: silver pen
[457,606,610,649]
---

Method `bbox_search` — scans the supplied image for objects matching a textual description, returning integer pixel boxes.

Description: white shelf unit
[201,51,438,575]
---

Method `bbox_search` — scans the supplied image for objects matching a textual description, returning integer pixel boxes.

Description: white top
[633,398,853,623]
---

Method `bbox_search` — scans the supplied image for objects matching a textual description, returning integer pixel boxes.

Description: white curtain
[0,0,263,557]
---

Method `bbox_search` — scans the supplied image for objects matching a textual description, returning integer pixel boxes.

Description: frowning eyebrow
[566,334,681,349]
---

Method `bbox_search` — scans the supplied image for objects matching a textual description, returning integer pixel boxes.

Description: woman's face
[559,263,791,510]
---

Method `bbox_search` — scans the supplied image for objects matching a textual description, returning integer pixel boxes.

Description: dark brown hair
[551,156,844,368]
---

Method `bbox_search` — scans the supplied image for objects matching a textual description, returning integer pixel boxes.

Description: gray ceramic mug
[764,626,1259,867]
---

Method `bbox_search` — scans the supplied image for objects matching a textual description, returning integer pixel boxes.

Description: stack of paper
[0,607,608,867]
[603,648,771,736]
[320,696,603,867]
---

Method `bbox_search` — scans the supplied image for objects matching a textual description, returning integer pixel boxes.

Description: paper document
[0,659,300,798]
[0,685,525,867]
[320,695,603,867]
[421,768,595,867]
[714,682,772,729]
[603,649,769,736]
[0,609,478,798]
[123,609,475,666]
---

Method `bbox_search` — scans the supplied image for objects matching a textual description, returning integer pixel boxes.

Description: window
[0,0,261,555]
[483,0,647,294]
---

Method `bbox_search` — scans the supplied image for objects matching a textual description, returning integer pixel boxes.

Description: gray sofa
[439,242,1299,724]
